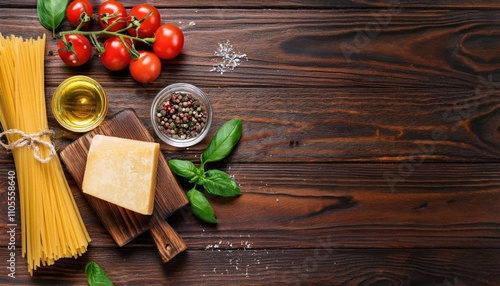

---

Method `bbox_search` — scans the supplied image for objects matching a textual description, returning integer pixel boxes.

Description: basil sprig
[85,261,114,286]
[169,118,243,223]
[37,0,69,38]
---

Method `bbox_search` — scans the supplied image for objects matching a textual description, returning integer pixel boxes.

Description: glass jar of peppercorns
[150,83,213,147]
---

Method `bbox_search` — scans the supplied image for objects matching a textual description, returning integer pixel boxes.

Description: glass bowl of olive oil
[52,76,108,133]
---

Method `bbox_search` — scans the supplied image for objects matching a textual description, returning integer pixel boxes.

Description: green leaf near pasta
[37,0,70,38]
[85,261,114,286]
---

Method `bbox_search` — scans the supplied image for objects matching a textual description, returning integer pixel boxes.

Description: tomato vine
[51,1,184,83]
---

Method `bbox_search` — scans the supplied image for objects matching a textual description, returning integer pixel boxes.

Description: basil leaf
[203,169,241,197]
[85,261,114,286]
[37,0,69,38]
[201,119,242,166]
[168,159,202,183]
[187,189,217,223]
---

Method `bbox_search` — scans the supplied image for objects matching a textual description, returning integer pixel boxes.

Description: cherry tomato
[129,51,161,83]
[66,0,93,28]
[153,24,184,60]
[58,34,92,66]
[100,37,132,71]
[98,0,127,32]
[127,4,161,38]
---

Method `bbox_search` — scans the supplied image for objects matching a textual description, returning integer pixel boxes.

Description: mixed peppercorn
[155,91,208,140]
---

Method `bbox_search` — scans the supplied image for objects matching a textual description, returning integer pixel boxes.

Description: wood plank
[1,247,498,285]
[1,162,498,248]
[48,86,499,162]
[2,0,500,9]
[1,9,499,90]
[166,162,500,249]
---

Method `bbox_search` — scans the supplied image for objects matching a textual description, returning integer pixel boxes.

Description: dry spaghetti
[0,34,90,275]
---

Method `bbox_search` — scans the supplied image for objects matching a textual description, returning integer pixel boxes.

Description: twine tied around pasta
[0,129,56,163]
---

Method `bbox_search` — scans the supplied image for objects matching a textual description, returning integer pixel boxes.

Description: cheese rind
[82,134,159,215]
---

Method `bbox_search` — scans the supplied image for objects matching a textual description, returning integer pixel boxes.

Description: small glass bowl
[52,75,108,133]
[151,83,213,147]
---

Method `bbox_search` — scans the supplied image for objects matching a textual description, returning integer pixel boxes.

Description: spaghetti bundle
[0,34,90,275]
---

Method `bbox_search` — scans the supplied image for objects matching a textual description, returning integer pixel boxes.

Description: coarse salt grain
[210,40,248,74]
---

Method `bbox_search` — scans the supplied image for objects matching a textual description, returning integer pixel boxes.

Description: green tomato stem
[89,34,105,54]
[119,35,140,60]
[60,29,152,45]
[58,10,158,59]
[59,24,156,57]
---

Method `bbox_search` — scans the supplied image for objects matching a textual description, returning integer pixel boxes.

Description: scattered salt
[203,240,275,279]
[210,40,248,74]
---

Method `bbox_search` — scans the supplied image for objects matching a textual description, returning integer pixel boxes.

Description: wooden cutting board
[60,108,189,262]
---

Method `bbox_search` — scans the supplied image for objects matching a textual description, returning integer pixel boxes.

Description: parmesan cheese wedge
[82,134,159,215]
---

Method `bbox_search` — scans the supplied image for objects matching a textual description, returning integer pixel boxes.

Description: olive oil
[52,76,108,132]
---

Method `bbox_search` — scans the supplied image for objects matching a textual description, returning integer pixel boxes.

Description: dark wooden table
[1,1,499,285]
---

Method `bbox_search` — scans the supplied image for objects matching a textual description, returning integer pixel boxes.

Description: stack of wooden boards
[61,108,189,262]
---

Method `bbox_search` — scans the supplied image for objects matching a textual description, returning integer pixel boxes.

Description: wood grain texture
[0,247,498,285]
[51,86,497,163]
[1,162,497,249]
[1,9,498,162]
[0,9,499,90]
[0,1,498,285]
[2,0,500,9]
[149,214,188,263]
